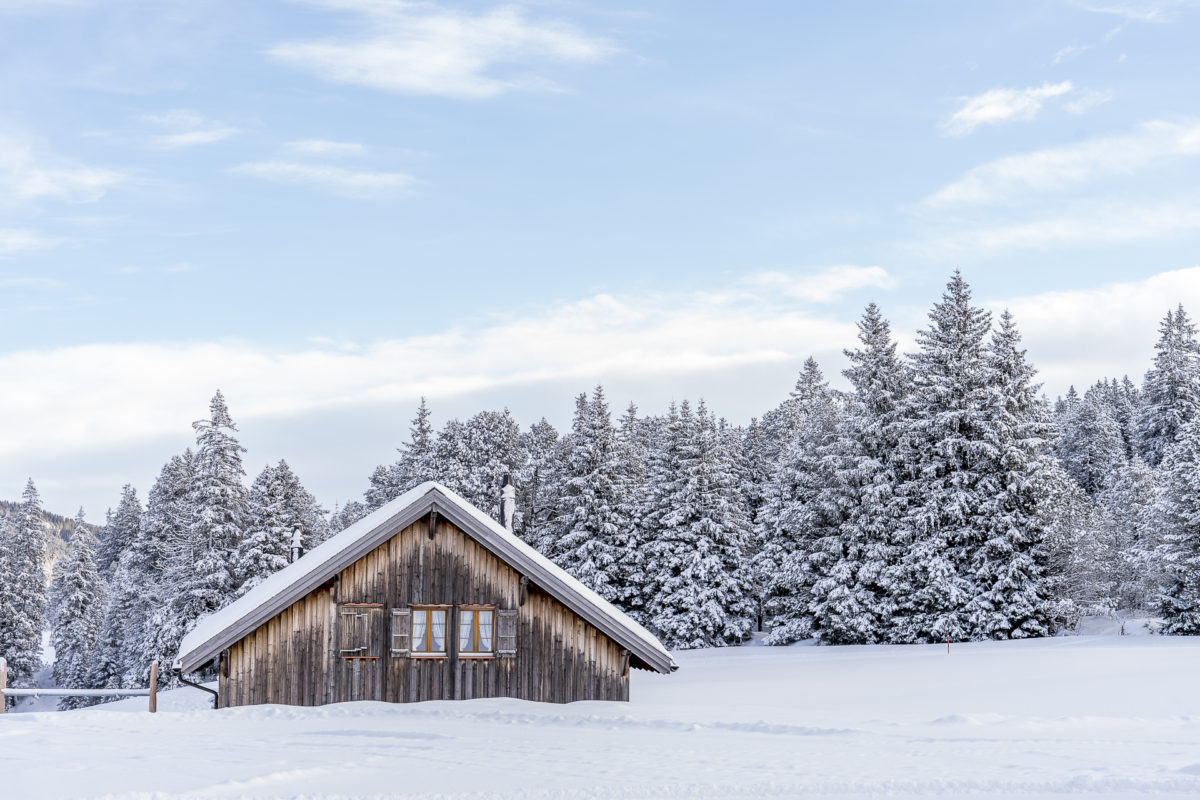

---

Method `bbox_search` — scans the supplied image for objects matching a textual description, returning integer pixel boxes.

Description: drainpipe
[173,661,219,710]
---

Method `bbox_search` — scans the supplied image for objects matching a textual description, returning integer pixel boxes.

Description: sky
[3,0,1200,519]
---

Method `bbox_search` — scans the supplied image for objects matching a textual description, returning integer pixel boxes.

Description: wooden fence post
[1,657,7,715]
[149,662,158,714]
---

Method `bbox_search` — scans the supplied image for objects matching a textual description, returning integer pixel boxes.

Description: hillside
[0,500,103,568]
[5,631,1199,799]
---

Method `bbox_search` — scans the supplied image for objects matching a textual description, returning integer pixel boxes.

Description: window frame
[457,604,497,658]
[409,604,452,658]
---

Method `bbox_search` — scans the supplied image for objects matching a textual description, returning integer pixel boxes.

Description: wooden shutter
[391,608,411,656]
[497,609,518,656]
[338,606,364,657]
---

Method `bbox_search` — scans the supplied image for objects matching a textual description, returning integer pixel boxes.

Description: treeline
[3,272,1199,709]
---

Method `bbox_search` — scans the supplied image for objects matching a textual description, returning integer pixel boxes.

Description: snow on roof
[177,481,676,675]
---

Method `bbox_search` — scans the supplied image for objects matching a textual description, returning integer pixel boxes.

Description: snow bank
[5,634,1200,799]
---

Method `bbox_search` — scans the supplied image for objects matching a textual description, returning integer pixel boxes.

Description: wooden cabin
[176,481,676,707]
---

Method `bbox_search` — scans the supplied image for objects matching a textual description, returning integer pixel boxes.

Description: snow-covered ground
[4,632,1200,799]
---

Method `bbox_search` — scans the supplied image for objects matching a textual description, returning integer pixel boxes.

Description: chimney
[500,473,516,533]
[290,528,304,563]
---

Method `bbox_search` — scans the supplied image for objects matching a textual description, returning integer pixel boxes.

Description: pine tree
[550,388,627,603]
[96,485,141,578]
[365,398,437,510]
[810,303,908,645]
[762,362,844,645]
[1158,417,1200,634]
[1056,395,1126,495]
[964,310,1052,639]
[51,509,105,710]
[647,401,755,649]
[158,392,248,670]
[890,273,995,643]
[1038,460,1111,627]
[1137,306,1200,467]
[0,479,51,687]
[239,460,326,593]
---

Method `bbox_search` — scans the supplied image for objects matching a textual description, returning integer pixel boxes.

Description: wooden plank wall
[218,516,630,707]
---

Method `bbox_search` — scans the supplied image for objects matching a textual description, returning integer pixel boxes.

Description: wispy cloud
[144,109,241,148]
[0,228,55,257]
[923,119,1200,207]
[1070,0,1198,21]
[0,133,125,205]
[739,266,896,303]
[1064,89,1114,114]
[940,81,1073,136]
[915,196,1200,255]
[285,139,368,157]
[0,265,888,457]
[269,0,615,99]
[233,160,414,198]
[0,274,65,290]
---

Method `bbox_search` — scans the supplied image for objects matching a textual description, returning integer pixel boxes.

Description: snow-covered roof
[177,482,677,675]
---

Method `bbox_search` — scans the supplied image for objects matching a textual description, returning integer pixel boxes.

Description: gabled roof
[176,482,678,675]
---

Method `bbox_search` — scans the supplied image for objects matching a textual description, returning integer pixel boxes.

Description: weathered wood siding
[218,515,630,707]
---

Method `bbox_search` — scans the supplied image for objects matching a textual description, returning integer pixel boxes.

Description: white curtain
[478,610,493,652]
[412,610,427,652]
[431,609,446,652]
[459,610,474,651]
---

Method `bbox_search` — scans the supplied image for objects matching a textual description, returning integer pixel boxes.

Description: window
[410,606,448,656]
[459,607,495,656]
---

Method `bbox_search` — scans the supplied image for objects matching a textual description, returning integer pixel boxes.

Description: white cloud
[0,266,890,460]
[1071,0,1198,21]
[144,109,241,148]
[923,119,1200,207]
[940,81,1073,137]
[0,133,124,205]
[233,160,415,198]
[269,0,615,99]
[286,139,368,157]
[1064,89,1114,114]
[739,266,896,303]
[0,274,65,290]
[994,266,1200,395]
[0,228,55,257]
[915,196,1200,255]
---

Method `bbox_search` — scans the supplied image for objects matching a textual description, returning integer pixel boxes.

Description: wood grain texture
[218,515,630,706]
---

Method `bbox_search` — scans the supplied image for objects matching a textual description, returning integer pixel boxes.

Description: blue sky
[3,0,1200,517]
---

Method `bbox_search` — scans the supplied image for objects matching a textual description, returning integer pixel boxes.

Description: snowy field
[4,630,1200,799]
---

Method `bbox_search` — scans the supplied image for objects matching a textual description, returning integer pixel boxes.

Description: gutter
[173,661,219,710]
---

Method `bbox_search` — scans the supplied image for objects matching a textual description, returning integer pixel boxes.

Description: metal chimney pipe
[500,473,516,533]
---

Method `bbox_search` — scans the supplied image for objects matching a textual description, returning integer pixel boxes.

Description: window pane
[459,610,474,651]
[478,610,493,652]
[412,610,427,652]
[431,610,446,652]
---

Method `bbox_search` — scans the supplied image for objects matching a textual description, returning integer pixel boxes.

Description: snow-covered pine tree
[365,398,438,510]
[1157,417,1200,634]
[1087,377,1140,460]
[157,392,248,670]
[1098,456,1161,611]
[762,362,844,645]
[1137,305,1200,467]
[519,417,562,550]
[329,500,368,534]
[96,484,142,578]
[612,402,651,623]
[809,303,908,645]
[432,410,527,519]
[238,460,327,593]
[549,388,627,603]
[890,272,994,643]
[1037,460,1111,628]
[964,310,1052,639]
[51,509,105,710]
[1056,394,1126,496]
[0,479,51,687]
[647,400,755,649]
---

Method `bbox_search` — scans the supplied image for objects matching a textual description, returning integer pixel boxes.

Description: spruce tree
[891,273,994,643]
[1056,395,1126,495]
[1158,418,1200,634]
[964,310,1052,639]
[810,303,908,645]
[1137,306,1200,467]
[239,460,326,593]
[520,417,562,550]
[96,485,141,578]
[1099,457,1161,611]
[647,401,754,649]
[551,388,627,603]
[51,509,105,710]
[0,480,50,687]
